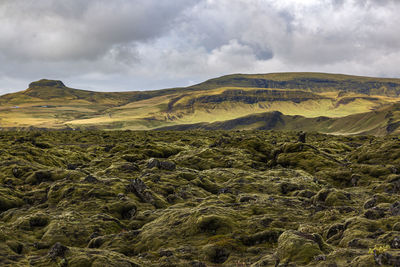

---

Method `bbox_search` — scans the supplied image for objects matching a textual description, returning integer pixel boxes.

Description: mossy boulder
[0,189,24,212]
[196,215,233,235]
[29,245,141,267]
[240,229,283,246]
[40,211,122,247]
[312,188,351,207]
[202,244,231,264]
[104,200,137,220]
[15,212,50,230]
[277,230,323,264]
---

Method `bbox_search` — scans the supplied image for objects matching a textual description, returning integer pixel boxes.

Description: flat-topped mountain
[29,79,66,88]
[1,72,400,134]
[189,72,400,96]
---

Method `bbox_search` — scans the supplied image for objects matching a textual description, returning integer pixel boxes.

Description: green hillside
[190,72,400,95]
[158,103,400,135]
[1,73,400,133]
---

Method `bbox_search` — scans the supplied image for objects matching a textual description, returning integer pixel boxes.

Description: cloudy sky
[1,0,400,94]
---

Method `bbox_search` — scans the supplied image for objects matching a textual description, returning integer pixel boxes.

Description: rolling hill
[158,103,400,136]
[1,73,400,134]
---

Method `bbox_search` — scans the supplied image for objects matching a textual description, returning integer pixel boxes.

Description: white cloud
[0,0,400,94]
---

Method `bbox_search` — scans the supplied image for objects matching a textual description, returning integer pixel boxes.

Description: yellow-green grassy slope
[160,103,400,136]
[1,73,400,133]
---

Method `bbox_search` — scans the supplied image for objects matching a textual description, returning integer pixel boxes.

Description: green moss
[104,201,137,220]
[277,230,322,264]
[0,189,24,212]
[1,130,400,266]
[325,191,351,206]
[6,240,24,254]
[202,244,231,264]
[240,229,283,246]
[196,215,233,235]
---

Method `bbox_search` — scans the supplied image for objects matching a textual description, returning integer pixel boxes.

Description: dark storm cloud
[0,0,400,94]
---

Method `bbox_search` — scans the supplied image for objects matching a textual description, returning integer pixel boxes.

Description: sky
[1,0,400,94]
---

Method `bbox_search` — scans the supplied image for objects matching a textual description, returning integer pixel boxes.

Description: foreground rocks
[0,130,400,266]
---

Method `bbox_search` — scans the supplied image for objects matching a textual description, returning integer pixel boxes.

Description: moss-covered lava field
[1,130,400,266]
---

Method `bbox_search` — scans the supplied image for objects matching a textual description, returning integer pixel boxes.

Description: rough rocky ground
[0,130,400,266]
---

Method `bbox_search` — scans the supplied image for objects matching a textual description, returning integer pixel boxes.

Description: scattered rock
[314,254,326,261]
[120,163,140,172]
[241,229,283,246]
[390,201,400,216]
[326,224,345,239]
[12,167,22,178]
[348,238,368,249]
[117,193,127,200]
[393,222,400,231]
[88,236,105,249]
[126,178,155,204]
[297,190,316,198]
[66,164,78,170]
[147,158,160,168]
[298,132,306,143]
[159,250,173,257]
[48,242,69,259]
[218,188,232,194]
[280,183,301,195]
[364,198,377,209]
[147,158,176,170]
[159,161,176,171]
[239,195,257,202]
[391,236,400,249]
[374,251,400,266]
[364,207,385,220]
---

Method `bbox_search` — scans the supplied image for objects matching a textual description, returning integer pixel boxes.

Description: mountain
[1,73,400,134]
[189,72,400,95]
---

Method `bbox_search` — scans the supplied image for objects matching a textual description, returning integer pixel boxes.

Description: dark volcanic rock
[159,161,176,171]
[390,201,400,216]
[374,251,400,266]
[392,236,400,249]
[83,175,99,183]
[326,224,345,239]
[147,158,176,171]
[126,178,155,204]
[298,132,306,143]
[147,158,160,168]
[48,242,69,259]
[364,207,385,220]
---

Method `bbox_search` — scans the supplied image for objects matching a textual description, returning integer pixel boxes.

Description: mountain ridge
[1,72,400,134]
[156,103,400,136]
